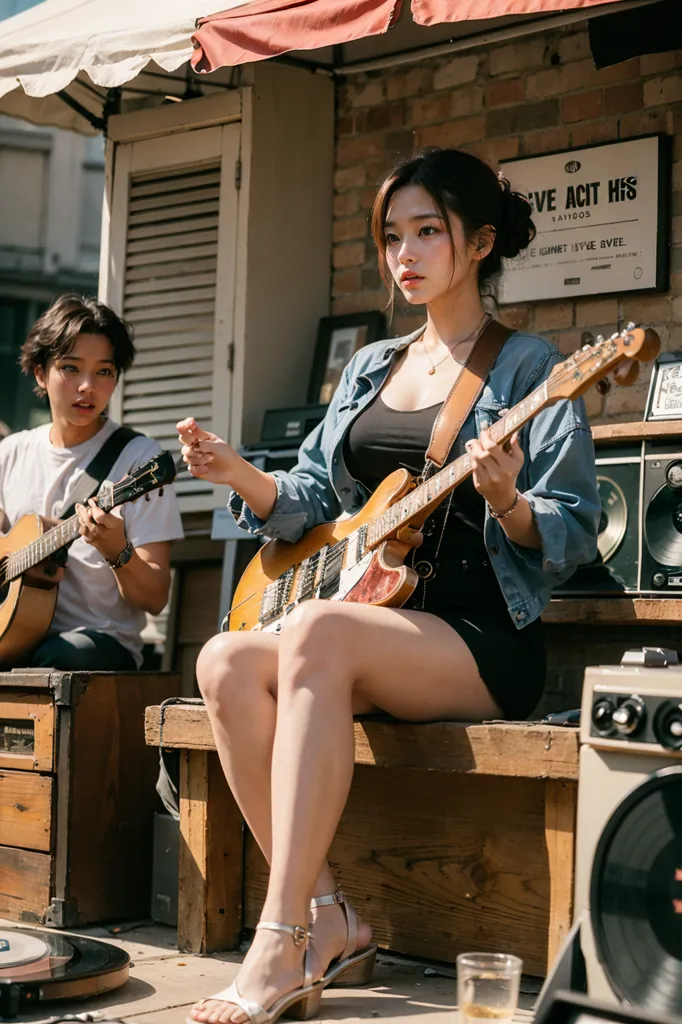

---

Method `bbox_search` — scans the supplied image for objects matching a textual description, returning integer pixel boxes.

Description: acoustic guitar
[228,325,660,634]
[0,450,176,665]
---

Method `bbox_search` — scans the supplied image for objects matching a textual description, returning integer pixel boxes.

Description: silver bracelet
[487,490,521,520]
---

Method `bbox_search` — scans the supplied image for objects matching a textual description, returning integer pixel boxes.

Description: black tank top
[343,392,509,617]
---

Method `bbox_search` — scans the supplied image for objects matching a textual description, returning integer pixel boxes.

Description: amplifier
[258,404,328,450]
[557,440,682,596]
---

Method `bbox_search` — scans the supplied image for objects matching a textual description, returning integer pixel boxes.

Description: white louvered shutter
[105,124,239,512]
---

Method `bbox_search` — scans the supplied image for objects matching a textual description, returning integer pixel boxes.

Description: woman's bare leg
[192,632,371,1024]
[193,601,500,1024]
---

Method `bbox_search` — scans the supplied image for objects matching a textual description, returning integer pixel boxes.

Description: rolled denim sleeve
[501,395,601,577]
[227,364,354,543]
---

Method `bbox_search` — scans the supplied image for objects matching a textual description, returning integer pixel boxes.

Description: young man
[0,294,184,671]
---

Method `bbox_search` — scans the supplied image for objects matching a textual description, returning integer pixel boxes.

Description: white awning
[0,0,255,131]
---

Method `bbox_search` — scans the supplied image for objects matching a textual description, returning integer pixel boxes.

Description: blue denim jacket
[229,326,600,628]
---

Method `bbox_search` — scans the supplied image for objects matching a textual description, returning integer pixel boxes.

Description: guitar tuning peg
[596,334,605,344]
[596,378,612,395]
[610,332,620,340]
[145,493,151,502]
[626,321,635,331]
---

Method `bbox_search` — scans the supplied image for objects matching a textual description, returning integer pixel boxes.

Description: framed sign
[498,134,671,304]
[307,311,386,405]
[645,353,682,421]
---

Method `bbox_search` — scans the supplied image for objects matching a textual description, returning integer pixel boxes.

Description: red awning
[191,0,627,73]
[413,0,625,23]
[191,0,403,73]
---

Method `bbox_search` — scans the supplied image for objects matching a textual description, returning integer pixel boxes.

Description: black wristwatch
[106,539,134,570]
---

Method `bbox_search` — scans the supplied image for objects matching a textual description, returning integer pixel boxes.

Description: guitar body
[0,514,59,665]
[230,469,421,632]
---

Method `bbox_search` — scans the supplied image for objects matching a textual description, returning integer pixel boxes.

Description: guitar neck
[5,514,82,582]
[366,379,549,547]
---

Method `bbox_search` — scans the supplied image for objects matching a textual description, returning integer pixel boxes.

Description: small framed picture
[645,353,682,421]
[308,311,386,405]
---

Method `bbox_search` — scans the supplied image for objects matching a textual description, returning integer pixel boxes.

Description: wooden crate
[145,704,579,976]
[0,670,180,927]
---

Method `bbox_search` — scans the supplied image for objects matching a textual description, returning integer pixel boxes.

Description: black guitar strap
[59,425,141,521]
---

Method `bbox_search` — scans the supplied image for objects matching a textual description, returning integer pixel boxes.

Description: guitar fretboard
[366,380,549,546]
[5,514,82,582]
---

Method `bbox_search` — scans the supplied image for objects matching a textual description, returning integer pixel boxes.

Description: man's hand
[25,558,65,585]
[75,498,128,563]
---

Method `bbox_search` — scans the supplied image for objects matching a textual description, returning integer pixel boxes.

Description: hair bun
[497,178,536,259]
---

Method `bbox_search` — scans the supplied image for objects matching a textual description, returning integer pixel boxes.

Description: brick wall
[332,27,681,425]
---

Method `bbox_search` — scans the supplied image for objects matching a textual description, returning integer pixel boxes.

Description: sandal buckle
[292,925,308,947]
[333,891,344,904]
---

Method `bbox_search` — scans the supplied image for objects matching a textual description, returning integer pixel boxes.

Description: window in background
[0,298,50,433]
[79,135,105,273]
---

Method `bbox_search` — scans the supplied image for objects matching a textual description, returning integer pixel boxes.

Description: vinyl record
[597,475,628,562]
[0,928,129,1018]
[644,484,682,567]
[590,766,682,1015]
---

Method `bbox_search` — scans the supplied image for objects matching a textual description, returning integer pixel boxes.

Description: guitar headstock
[547,322,660,402]
[102,450,177,512]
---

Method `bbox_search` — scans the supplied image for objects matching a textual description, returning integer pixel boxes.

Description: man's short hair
[20,294,135,397]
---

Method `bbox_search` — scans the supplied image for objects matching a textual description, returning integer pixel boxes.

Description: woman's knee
[196,633,270,708]
[280,602,352,681]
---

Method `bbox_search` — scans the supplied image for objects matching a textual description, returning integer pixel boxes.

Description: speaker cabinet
[558,441,682,596]
[640,443,682,593]
[557,447,641,594]
[574,660,682,1016]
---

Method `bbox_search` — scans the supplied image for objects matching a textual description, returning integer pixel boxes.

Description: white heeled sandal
[188,921,324,1024]
[309,891,377,987]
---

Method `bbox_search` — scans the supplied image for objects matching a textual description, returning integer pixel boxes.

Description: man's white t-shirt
[0,419,184,666]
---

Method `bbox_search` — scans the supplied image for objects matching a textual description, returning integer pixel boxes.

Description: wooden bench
[145,704,579,977]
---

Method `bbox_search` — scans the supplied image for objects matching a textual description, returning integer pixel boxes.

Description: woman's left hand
[466,430,524,515]
[75,498,128,562]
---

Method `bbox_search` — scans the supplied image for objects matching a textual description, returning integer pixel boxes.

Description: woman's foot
[189,926,307,1024]
[308,896,373,981]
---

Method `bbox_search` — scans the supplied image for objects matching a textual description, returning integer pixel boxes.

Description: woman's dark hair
[20,294,135,397]
[371,147,536,296]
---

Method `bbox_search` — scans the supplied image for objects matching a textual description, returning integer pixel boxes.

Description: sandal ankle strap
[310,890,345,909]
[256,921,310,948]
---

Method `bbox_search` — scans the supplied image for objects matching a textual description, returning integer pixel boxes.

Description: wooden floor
[1,919,541,1023]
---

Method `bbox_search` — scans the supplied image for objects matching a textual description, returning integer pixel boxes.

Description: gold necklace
[422,313,490,376]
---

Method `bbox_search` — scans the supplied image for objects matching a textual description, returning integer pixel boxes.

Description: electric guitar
[0,451,176,665]
[228,325,660,633]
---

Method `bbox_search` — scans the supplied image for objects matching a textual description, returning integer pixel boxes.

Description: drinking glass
[456,952,522,1024]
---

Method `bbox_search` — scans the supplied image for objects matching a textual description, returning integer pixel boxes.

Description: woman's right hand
[176,417,239,485]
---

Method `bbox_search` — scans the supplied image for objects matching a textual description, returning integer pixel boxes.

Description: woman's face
[384,184,481,306]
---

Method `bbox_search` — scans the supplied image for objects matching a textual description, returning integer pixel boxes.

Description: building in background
[0,0,104,432]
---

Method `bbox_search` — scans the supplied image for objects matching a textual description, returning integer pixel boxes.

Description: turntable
[0,928,129,1018]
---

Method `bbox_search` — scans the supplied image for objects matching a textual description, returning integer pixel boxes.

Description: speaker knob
[654,700,682,749]
[666,460,682,489]
[652,571,667,588]
[612,696,646,736]
[592,697,616,734]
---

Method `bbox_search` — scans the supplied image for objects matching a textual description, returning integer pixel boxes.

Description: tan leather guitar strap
[423,318,513,476]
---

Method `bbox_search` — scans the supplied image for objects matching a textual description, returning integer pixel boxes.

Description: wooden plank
[0,693,54,772]
[0,844,51,922]
[145,706,579,780]
[244,767,553,976]
[592,420,682,443]
[0,770,52,851]
[544,780,577,972]
[543,597,682,625]
[178,749,244,954]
